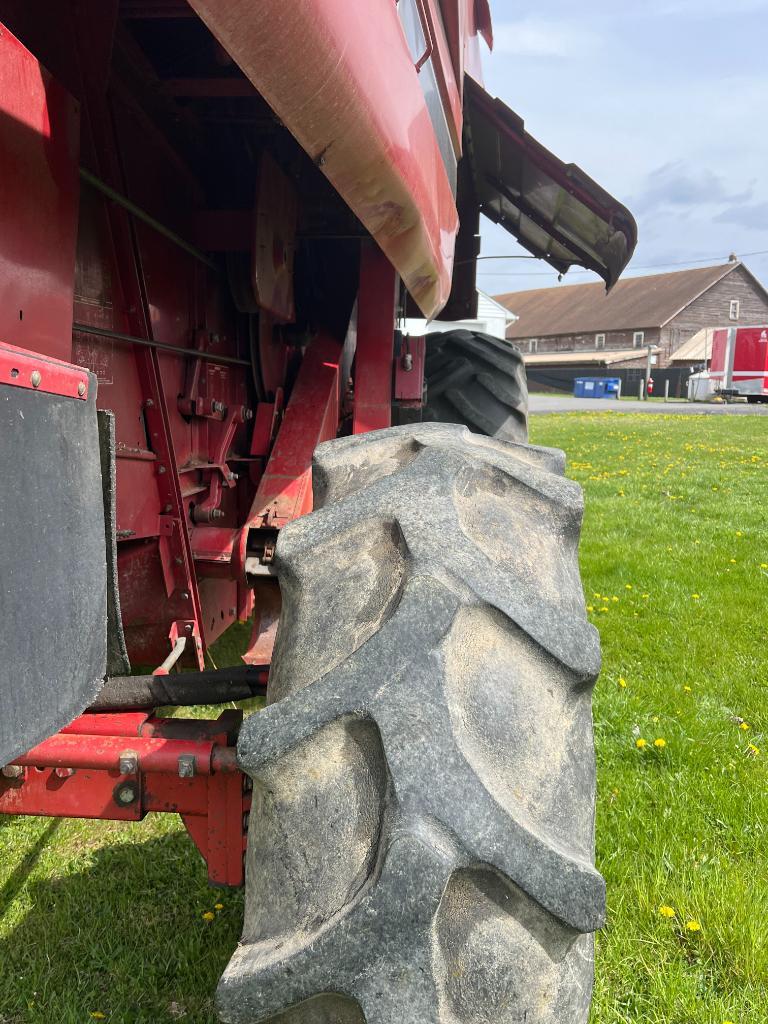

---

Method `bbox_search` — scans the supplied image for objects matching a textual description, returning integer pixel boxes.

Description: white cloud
[492,19,602,59]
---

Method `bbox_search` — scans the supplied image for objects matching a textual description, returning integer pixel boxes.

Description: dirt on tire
[218,423,602,1024]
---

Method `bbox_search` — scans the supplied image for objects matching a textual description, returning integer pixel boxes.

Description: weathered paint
[186,0,459,317]
[0,24,80,361]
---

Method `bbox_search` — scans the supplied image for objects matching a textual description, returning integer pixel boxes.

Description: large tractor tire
[424,329,528,442]
[218,423,603,1024]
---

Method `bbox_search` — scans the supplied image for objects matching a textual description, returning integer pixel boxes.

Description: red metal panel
[394,335,426,402]
[353,245,397,434]
[246,332,342,529]
[0,22,80,362]
[187,0,458,317]
[0,340,89,400]
[0,768,144,821]
[732,327,768,385]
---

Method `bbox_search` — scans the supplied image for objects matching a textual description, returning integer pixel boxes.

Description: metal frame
[0,6,423,888]
[0,711,249,887]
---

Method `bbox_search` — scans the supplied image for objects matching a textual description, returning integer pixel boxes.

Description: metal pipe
[61,712,152,737]
[11,734,239,775]
[72,322,251,369]
[155,635,187,676]
[79,166,218,270]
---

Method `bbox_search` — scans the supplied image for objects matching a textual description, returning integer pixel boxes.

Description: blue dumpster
[574,376,620,399]
[574,377,598,397]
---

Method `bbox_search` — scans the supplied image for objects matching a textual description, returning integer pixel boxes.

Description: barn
[495,258,768,369]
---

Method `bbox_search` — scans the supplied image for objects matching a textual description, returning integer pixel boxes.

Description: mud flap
[0,357,107,765]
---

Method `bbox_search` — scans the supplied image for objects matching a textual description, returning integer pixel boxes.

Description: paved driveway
[528,395,768,415]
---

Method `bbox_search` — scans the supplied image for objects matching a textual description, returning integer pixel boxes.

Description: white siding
[403,289,515,340]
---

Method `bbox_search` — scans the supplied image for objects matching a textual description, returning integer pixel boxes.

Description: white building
[403,289,517,341]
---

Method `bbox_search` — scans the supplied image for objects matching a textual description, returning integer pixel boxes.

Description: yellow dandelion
[739,722,750,731]
[658,905,676,918]
[736,530,743,537]
[683,685,692,692]
[611,595,619,602]
[625,584,633,590]
[618,677,627,688]
[729,558,736,564]
[761,563,768,569]
[691,593,700,600]
[685,920,702,932]
[654,738,667,748]
[652,715,659,723]
[599,607,609,613]
[587,605,594,612]
[642,593,650,599]
[593,592,601,599]
[202,911,215,921]
[636,738,647,749]
[214,902,224,911]
[748,744,760,756]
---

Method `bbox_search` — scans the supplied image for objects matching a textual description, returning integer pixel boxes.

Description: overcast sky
[478,0,768,298]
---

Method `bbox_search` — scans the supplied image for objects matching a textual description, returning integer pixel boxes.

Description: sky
[477,0,768,299]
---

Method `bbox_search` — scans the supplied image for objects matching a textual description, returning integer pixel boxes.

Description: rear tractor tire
[219,423,603,1024]
[423,329,528,442]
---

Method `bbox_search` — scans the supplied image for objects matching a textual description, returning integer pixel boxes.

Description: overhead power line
[476,248,768,278]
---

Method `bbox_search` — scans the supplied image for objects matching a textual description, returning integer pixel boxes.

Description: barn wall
[660,266,768,363]
[519,327,660,355]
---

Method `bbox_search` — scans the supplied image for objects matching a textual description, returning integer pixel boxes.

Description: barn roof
[523,348,657,366]
[496,262,742,339]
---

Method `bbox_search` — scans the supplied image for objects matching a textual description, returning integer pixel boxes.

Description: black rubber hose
[90,666,268,710]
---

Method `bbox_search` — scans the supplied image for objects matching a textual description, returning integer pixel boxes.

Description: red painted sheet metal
[394,335,426,402]
[0,339,89,400]
[246,333,342,530]
[0,23,80,363]
[710,326,768,395]
[187,0,458,318]
[353,245,397,433]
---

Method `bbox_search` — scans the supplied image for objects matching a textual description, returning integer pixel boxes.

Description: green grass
[1,413,766,1023]
[528,413,768,1024]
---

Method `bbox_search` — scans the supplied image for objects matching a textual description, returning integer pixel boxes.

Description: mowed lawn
[529,413,768,1024]
[0,412,766,1023]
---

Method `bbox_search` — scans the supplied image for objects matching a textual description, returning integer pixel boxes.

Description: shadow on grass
[0,827,243,1023]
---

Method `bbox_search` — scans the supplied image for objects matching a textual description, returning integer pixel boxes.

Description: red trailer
[709,325,768,401]
[0,2,636,1019]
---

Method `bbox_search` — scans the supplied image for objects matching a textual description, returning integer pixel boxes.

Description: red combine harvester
[709,325,768,402]
[0,2,636,1020]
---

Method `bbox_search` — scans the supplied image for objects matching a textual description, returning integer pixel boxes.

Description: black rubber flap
[0,373,107,765]
[98,410,130,677]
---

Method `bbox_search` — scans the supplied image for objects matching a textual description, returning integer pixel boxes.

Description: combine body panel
[710,325,768,399]
[0,1,638,1018]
